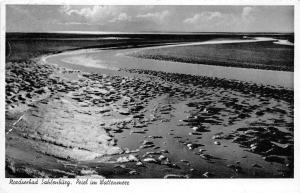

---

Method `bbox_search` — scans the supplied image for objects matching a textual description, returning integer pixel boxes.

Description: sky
[6,5,294,33]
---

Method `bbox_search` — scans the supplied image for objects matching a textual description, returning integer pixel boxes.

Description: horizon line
[6,30,294,34]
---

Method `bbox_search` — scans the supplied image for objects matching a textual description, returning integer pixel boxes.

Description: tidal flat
[5,33,294,178]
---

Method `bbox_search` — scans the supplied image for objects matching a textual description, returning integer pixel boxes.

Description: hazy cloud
[109,13,132,23]
[184,11,222,24]
[6,5,294,33]
[183,7,257,31]
[136,10,170,22]
[59,6,170,24]
[242,7,254,18]
[241,7,256,23]
[60,5,121,23]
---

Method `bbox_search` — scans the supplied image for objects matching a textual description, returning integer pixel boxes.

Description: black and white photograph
[0,0,299,192]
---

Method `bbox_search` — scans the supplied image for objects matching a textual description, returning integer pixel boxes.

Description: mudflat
[128,39,294,71]
[5,34,294,178]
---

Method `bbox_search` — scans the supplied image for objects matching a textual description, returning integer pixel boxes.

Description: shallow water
[46,39,293,89]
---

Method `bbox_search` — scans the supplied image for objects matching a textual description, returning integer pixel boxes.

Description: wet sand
[5,40,294,178]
